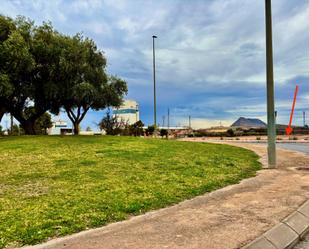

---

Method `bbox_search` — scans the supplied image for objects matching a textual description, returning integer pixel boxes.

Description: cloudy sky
[1,0,309,130]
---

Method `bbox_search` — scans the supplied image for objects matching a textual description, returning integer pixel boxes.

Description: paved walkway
[23,141,309,249]
[295,233,309,249]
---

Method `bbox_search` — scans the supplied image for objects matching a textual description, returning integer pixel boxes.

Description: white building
[113,99,140,125]
[48,120,72,135]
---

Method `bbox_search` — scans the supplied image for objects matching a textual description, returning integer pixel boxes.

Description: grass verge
[0,136,261,248]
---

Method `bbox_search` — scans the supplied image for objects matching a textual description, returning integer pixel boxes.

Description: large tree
[0,15,28,123]
[0,16,62,134]
[0,74,13,122]
[8,20,65,134]
[0,16,127,134]
[58,35,127,135]
[0,16,15,114]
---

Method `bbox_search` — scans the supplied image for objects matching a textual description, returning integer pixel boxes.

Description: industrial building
[48,120,72,135]
[113,99,139,125]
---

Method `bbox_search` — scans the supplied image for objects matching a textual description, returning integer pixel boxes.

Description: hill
[231,117,266,128]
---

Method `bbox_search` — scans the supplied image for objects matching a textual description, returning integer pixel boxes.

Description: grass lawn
[0,136,261,248]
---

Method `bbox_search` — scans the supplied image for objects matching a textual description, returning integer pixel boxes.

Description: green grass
[0,136,261,248]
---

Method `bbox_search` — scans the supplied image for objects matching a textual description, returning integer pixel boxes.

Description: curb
[243,200,309,249]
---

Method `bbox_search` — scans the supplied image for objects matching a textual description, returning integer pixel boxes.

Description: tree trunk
[20,120,36,135]
[11,108,46,135]
[65,106,90,136]
[73,122,80,135]
[0,107,6,123]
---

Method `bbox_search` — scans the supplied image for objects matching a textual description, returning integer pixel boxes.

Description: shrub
[288,136,298,140]
[99,110,129,135]
[227,129,235,137]
[146,125,155,136]
[10,124,22,136]
[160,129,168,138]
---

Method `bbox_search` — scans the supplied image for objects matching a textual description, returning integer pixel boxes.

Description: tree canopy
[0,15,127,134]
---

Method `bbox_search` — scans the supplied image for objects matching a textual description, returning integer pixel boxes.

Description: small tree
[24,108,52,134]
[35,112,53,134]
[129,120,144,137]
[10,124,21,136]
[99,110,127,135]
[86,126,92,132]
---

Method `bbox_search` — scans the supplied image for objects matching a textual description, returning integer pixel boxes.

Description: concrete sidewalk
[22,142,309,249]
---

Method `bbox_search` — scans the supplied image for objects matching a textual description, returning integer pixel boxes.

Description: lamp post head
[152,35,157,38]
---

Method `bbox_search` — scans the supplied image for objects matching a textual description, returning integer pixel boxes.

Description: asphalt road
[277,143,309,155]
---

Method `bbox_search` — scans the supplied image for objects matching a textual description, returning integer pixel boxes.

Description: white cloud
[70,0,104,14]
[0,0,308,127]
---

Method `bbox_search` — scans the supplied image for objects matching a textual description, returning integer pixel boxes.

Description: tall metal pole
[152,35,157,128]
[136,104,138,123]
[167,108,170,138]
[303,111,306,127]
[189,115,191,129]
[265,0,276,168]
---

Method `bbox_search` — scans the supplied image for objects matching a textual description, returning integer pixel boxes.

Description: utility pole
[135,104,138,123]
[303,111,306,127]
[152,35,157,128]
[162,116,165,127]
[167,108,170,138]
[265,0,276,168]
[189,115,191,129]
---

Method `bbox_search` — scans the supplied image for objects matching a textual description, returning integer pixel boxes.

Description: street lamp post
[167,108,170,139]
[265,0,276,168]
[152,35,157,128]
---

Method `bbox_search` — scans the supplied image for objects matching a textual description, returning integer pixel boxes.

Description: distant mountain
[231,117,266,128]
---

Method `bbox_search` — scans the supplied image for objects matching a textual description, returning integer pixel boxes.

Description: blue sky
[1,0,309,130]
